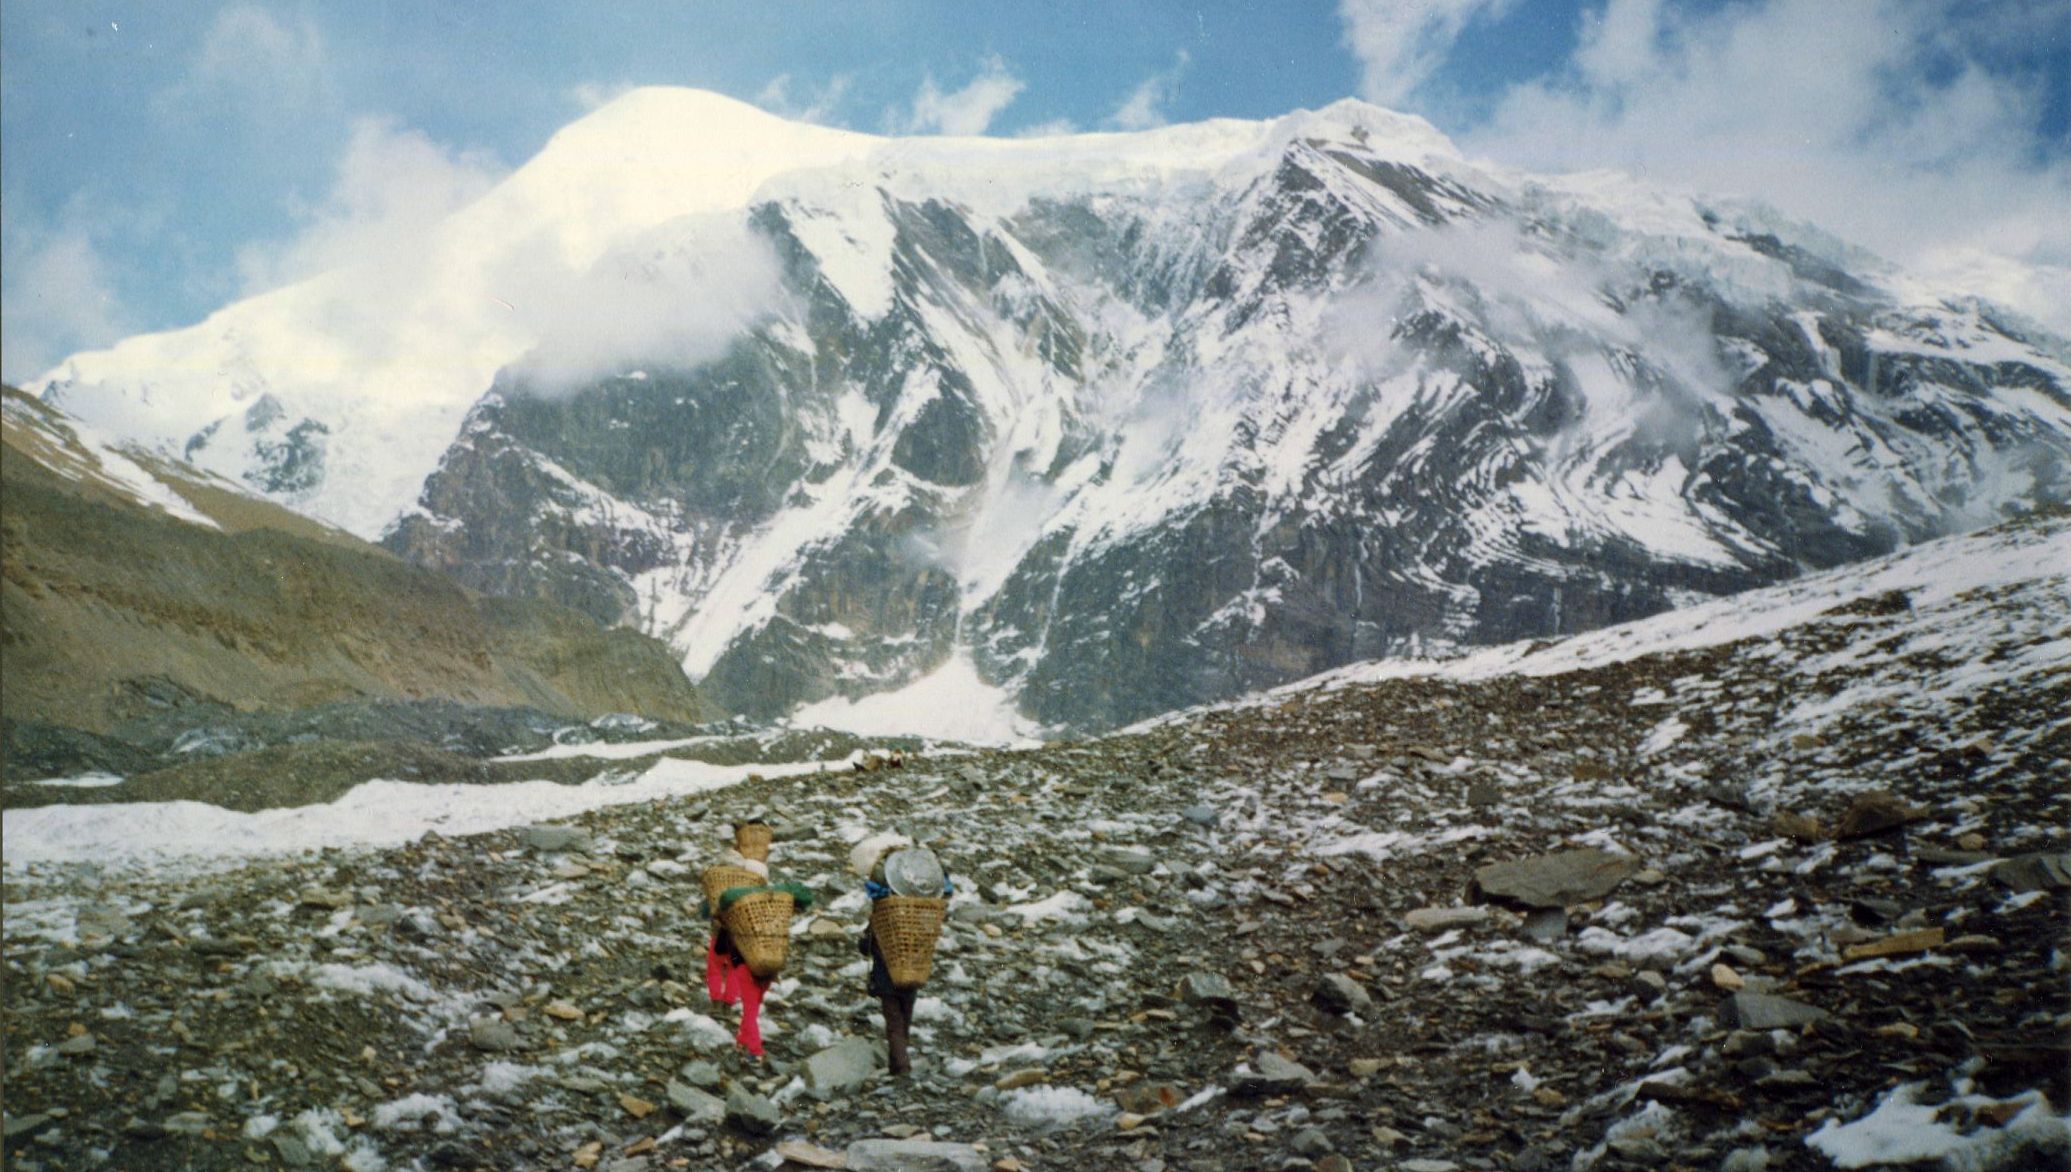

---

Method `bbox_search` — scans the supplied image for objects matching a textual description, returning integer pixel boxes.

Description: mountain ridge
[29,89,2071,731]
[0,387,710,734]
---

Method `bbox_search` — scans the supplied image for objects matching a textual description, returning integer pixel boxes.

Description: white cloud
[496,214,790,397]
[897,55,1025,136]
[570,81,636,112]
[1456,0,2071,333]
[234,118,505,295]
[1109,50,1191,131]
[156,4,334,120]
[1338,0,1518,107]
[754,73,853,125]
[0,215,133,384]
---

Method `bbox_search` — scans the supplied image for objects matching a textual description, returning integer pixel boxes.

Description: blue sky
[4,0,2067,380]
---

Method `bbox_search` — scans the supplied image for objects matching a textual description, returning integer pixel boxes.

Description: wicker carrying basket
[734,823,774,859]
[722,890,795,979]
[701,864,764,908]
[870,895,947,990]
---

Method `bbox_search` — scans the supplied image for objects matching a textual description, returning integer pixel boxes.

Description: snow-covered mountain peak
[561,85,823,143]
[28,88,2071,732]
[478,87,882,269]
[1269,96,1463,161]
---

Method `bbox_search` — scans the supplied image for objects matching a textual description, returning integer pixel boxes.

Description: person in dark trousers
[860,926,919,1076]
[850,832,950,1077]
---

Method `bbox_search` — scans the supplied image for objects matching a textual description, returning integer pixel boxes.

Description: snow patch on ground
[789,651,1042,747]
[23,772,128,789]
[1,755,848,870]
[1131,517,2070,733]
[1805,1083,2069,1169]
[998,1084,1116,1129]
[491,736,722,763]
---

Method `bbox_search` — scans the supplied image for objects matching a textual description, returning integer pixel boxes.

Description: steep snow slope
[34,89,2071,730]
[33,90,882,537]
[387,94,2068,727]
[1169,508,2070,720]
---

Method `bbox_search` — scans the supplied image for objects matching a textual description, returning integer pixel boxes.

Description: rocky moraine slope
[1,386,709,778]
[5,512,2065,1171]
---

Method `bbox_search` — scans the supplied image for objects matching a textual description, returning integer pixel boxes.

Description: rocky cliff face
[383,103,2071,730]
[27,90,2069,733]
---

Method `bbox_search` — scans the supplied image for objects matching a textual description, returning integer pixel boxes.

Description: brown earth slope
[0,387,708,732]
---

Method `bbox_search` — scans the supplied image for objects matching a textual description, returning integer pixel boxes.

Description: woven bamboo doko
[870,895,946,990]
[734,823,774,859]
[701,864,763,909]
[723,890,795,979]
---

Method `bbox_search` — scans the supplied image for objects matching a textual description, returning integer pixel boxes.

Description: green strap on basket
[707,880,817,917]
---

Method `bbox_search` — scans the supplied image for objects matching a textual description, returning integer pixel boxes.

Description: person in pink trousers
[703,822,774,1056]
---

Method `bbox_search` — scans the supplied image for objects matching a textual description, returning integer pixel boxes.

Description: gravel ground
[4,540,2067,1171]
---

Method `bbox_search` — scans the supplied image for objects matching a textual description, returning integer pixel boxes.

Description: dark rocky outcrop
[381,134,2071,733]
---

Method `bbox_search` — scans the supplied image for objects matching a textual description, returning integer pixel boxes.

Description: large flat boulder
[1719,992,1829,1030]
[845,1139,989,1171]
[804,1036,879,1096]
[1473,849,1637,909]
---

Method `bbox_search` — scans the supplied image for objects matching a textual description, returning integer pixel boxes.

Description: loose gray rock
[1311,974,1373,1015]
[1724,943,1767,967]
[75,904,135,939]
[1098,845,1156,875]
[1722,1030,1774,1058]
[4,1113,54,1139]
[270,1132,314,1167]
[845,1138,989,1171]
[666,1081,724,1125]
[1180,805,1221,829]
[1521,908,1567,942]
[297,887,353,910]
[520,825,591,853]
[555,1074,608,1093]
[1719,992,1828,1030]
[723,1083,780,1135]
[1180,971,1238,1010]
[1630,970,1668,1003]
[1991,852,2071,893]
[1233,1052,1316,1096]
[1473,849,1637,909]
[804,1036,879,1096]
[468,1017,522,1052]
[676,1059,722,1089]
[1404,906,1489,932]
[1832,792,1928,840]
